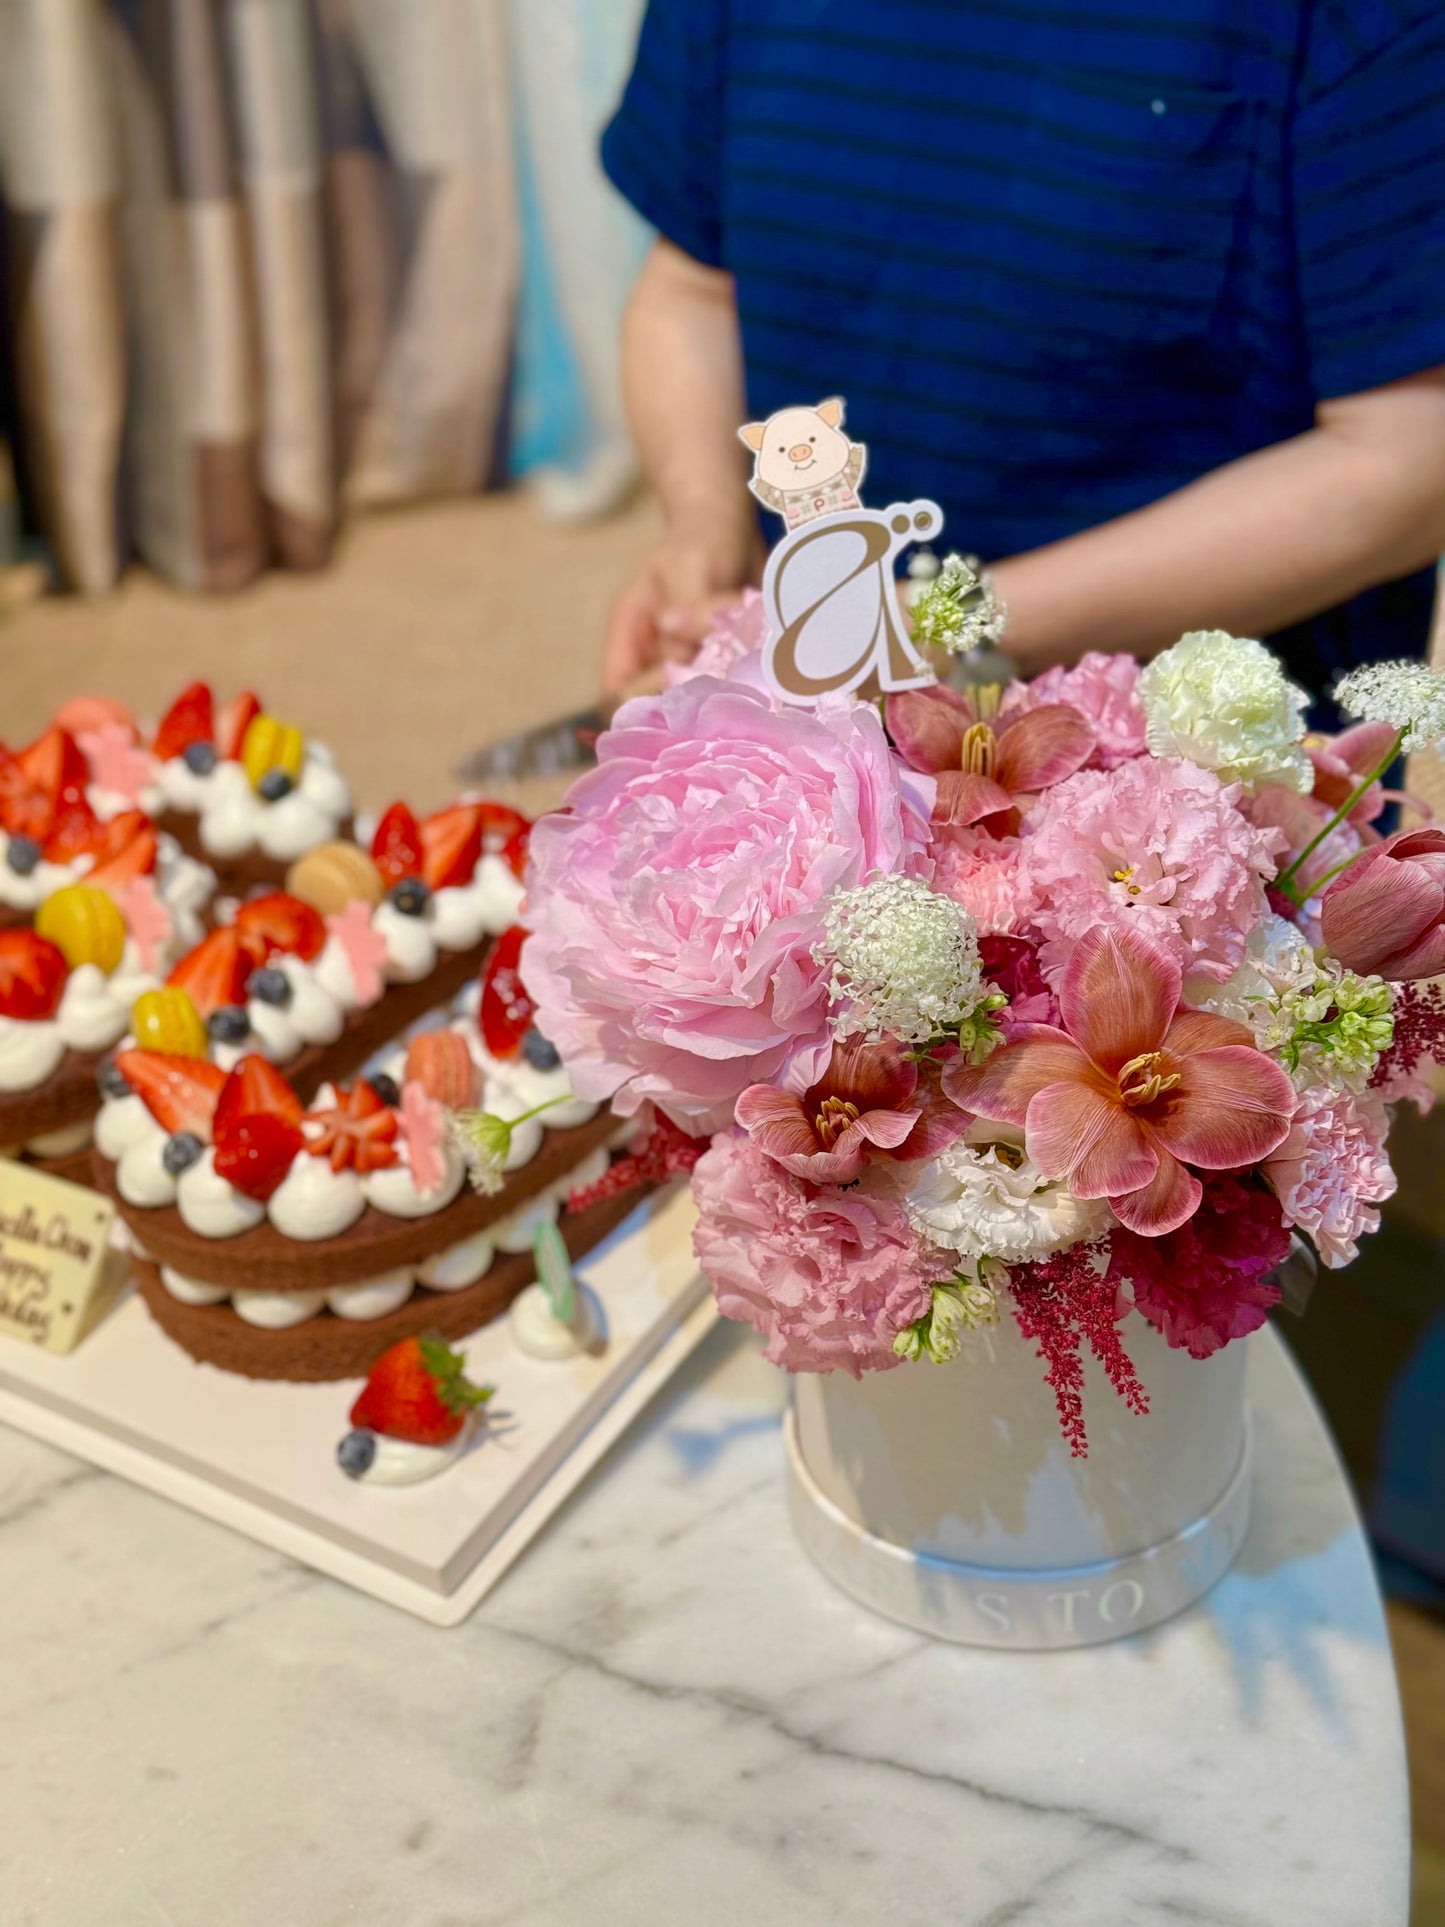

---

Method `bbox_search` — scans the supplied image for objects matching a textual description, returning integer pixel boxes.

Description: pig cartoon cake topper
[742,397,941,707]
[739,397,866,531]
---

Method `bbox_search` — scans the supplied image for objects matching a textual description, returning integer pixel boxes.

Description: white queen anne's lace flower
[1140,629,1311,791]
[906,1137,1112,1264]
[817,875,985,1045]
[1335,659,1445,753]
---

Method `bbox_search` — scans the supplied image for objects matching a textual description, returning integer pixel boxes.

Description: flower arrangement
[523,605,1445,1454]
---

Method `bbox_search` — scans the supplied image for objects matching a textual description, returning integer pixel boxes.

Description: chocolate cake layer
[94,1107,621,1290]
[130,1187,645,1381]
[156,808,356,895]
[0,1048,104,1141]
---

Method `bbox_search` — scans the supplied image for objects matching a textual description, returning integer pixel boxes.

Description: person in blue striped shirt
[598,0,1445,714]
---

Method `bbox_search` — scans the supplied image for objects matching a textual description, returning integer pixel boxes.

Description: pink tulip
[886,684,1094,830]
[943,925,1295,1236]
[1306,721,1400,828]
[735,1036,966,1184]
[1320,828,1445,980]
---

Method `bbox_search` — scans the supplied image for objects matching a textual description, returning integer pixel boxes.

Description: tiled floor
[4,488,1443,1920]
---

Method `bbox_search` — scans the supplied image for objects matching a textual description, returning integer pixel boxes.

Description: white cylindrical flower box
[786,1309,1252,1649]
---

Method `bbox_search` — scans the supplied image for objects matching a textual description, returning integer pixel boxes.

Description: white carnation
[1140,629,1311,792]
[1335,659,1445,753]
[906,1137,1112,1265]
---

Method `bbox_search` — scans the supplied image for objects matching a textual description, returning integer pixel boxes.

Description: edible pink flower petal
[1058,924,1178,1073]
[400,1082,446,1194]
[1110,1152,1202,1237]
[326,899,390,1005]
[114,875,171,974]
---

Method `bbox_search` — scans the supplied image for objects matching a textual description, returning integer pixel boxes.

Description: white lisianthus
[1140,629,1311,792]
[906,1138,1112,1264]
[818,875,987,1046]
[1335,659,1445,752]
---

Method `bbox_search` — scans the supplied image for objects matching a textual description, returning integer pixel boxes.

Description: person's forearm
[622,240,753,547]
[993,369,1445,672]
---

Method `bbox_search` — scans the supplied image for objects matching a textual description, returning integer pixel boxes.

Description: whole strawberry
[349,1335,492,1447]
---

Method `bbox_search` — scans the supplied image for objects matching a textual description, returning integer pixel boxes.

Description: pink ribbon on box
[326,899,390,1005]
[114,875,172,974]
[78,723,156,805]
[400,1081,446,1195]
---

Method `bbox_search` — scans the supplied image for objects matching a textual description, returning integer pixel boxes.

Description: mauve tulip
[886,684,1094,830]
[735,1036,966,1184]
[1320,829,1445,980]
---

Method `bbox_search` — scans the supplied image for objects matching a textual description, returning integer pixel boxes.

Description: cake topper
[741,398,941,708]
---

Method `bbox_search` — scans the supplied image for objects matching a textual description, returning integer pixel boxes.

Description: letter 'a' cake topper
[738,399,940,707]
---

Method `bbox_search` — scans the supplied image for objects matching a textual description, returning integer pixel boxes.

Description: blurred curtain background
[0,0,648,595]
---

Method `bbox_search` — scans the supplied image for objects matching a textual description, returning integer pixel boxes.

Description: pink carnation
[665,589,768,688]
[522,678,934,1131]
[929,826,1030,935]
[692,1134,939,1375]
[1003,652,1146,769]
[1020,758,1279,983]
[1264,1086,1395,1268]
[1107,1175,1291,1358]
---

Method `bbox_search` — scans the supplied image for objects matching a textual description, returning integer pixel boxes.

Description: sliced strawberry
[500,822,530,882]
[419,803,485,890]
[476,801,530,849]
[90,808,150,860]
[215,690,261,761]
[86,824,159,891]
[0,746,49,840]
[480,925,534,1060]
[213,1112,303,1201]
[235,891,326,964]
[115,1051,228,1138]
[42,791,104,864]
[152,682,215,761]
[167,927,253,1017]
[18,727,89,809]
[350,1335,492,1446]
[214,1054,306,1143]
[370,801,424,886]
[0,930,68,1021]
[302,1079,400,1174]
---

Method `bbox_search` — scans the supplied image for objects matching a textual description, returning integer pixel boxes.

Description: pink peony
[1002,652,1147,769]
[522,677,934,1131]
[1020,757,1280,983]
[1107,1175,1291,1358]
[692,1134,940,1375]
[665,589,768,688]
[1264,1086,1395,1267]
[929,826,1031,936]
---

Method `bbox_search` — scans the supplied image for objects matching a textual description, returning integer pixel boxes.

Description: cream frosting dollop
[177,1149,266,1238]
[267,1155,366,1240]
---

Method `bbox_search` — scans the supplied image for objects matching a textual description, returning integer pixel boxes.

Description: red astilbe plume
[567,1111,709,1212]
[1371,978,1445,1109]
[1009,1243,1149,1458]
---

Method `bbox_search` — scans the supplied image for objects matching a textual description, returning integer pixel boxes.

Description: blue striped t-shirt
[602,0,1445,710]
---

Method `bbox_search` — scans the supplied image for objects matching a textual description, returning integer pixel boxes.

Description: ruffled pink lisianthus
[1106,1175,1291,1358]
[692,1134,940,1375]
[1021,757,1281,983]
[735,1036,966,1184]
[1264,1086,1395,1267]
[522,677,934,1131]
[1002,652,1147,769]
[929,826,1031,935]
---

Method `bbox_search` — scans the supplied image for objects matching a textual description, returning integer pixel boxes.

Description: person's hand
[602,516,761,695]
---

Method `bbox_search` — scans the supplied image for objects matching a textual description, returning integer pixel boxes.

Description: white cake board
[0,1186,713,1626]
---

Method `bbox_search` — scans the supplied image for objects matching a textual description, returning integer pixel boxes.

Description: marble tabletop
[0,1319,1410,1927]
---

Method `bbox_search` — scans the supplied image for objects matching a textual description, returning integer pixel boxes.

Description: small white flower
[1140,629,1311,791]
[892,1261,1005,1364]
[817,875,986,1046]
[450,1109,511,1195]
[908,552,1008,654]
[906,1136,1112,1264]
[1335,659,1445,753]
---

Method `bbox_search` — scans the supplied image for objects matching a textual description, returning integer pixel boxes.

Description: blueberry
[389,877,431,917]
[250,966,292,1008]
[208,1004,250,1044]
[5,834,41,877]
[337,1428,377,1480]
[97,1056,130,1100]
[521,1027,561,1071]
[182,740,218,776]
[163,1131,205,1176]
[369,1071,401,1108]
[258,768,294,802]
